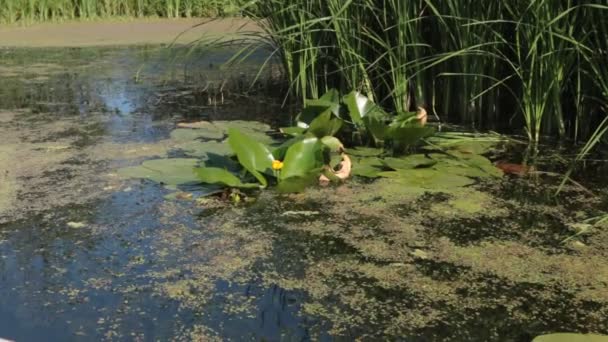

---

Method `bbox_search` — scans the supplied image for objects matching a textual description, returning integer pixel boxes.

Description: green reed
[239,0,607,145]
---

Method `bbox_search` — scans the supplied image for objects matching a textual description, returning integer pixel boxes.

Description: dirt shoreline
[0,18,260,47]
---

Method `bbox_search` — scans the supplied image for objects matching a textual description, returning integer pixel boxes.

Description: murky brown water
[0,46,607,341]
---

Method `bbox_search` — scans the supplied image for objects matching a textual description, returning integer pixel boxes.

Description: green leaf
[377,169,476,189]
[307,109,343,138]
[532,333,608,342]
[321,136,344,152]
[280,137,325,180]
[117,158,200,186]
[277,171,322,193]
[349,147,384,157]
[382,154,437,170]
[227,128,275,187]
[351,157,384,178]
[388,125,435,147]
[343,91,390,140]
[195,167,259,189]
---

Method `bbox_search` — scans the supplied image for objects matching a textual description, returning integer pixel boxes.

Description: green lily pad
[214,120,277,146]
[351,156,385,178]
[382,154,437,170]
[426,132,503,155]
[195,167,260,189]
[117,158,200,185]
[176,140,233,158]
[170,128,225,141]
[348,147,384,157]
[532,333,608,342]
[377,168,476,189]
[430,153,503,179]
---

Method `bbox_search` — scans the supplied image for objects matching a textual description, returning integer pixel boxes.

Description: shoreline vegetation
[212,1,608,148]
[0,0,246,23]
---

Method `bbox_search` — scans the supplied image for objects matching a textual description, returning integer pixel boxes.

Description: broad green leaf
[272,135,307,160]
[280,126,307,136]
[426,132,503,155]
[388,125,435,147]
[430,153,503,179]
[277,170,322,193]
[195,167,259,189]
[343,91,390,140]
[227,128,274,187]
[349,147,384,157]
[280,137,325,180]
[532,333,608,342]
[377,169,476,189]
[307,109,343,138]
[117,158,200,185]
[170,128,224,141]
[382,154,437,170]
[176,140,232,158]
[321,136,344,152]
[351,157,384,178]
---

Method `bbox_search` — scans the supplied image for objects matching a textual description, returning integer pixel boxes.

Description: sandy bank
[0,18,259,47]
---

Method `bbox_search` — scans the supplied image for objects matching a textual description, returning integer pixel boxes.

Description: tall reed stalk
[238,0,607,145]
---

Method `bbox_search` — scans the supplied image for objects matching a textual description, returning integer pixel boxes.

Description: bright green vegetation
[232,0,608,146]
[119,89,503,196]
[0,0,245,22]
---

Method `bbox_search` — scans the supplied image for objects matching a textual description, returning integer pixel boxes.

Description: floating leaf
[117,158,200,185]
[388,125,435,147]
[382,154,437,170]
[532,333,608,342]
[227,128,275,186]
[170,128,224,141]
[349,147,384,157]
[195,167,259,189]
[277,170,322,193]
[377,169,476,189]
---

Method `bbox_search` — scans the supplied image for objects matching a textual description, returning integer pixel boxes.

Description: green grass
[225,0,608,146]
[0,0,246,22]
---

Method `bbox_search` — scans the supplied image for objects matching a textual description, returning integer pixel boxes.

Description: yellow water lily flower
[272,160,284,171]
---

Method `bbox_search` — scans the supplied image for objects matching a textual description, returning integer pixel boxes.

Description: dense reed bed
[238,0,608,145]
[0,0,245,22]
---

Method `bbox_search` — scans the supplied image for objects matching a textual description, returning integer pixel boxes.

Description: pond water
[0,46,607,341]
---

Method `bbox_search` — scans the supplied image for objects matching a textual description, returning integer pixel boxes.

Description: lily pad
[177,140,233,158]
[532,333,608,342]
[377,168,476,189]
[117,158,200,185]
[382,154,437,171]
[170,128,224,142]
[195,167,260,189]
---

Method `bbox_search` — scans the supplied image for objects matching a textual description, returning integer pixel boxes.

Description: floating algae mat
[1,46,608,341]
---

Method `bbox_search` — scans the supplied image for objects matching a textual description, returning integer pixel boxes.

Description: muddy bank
[0,18,259,47]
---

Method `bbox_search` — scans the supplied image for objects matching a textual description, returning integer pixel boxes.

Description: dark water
[0,46,607,341]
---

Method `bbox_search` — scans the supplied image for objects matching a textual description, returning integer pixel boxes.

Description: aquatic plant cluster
[239,0,608,145]
[0,0,245,22]
[120,89,504,195]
